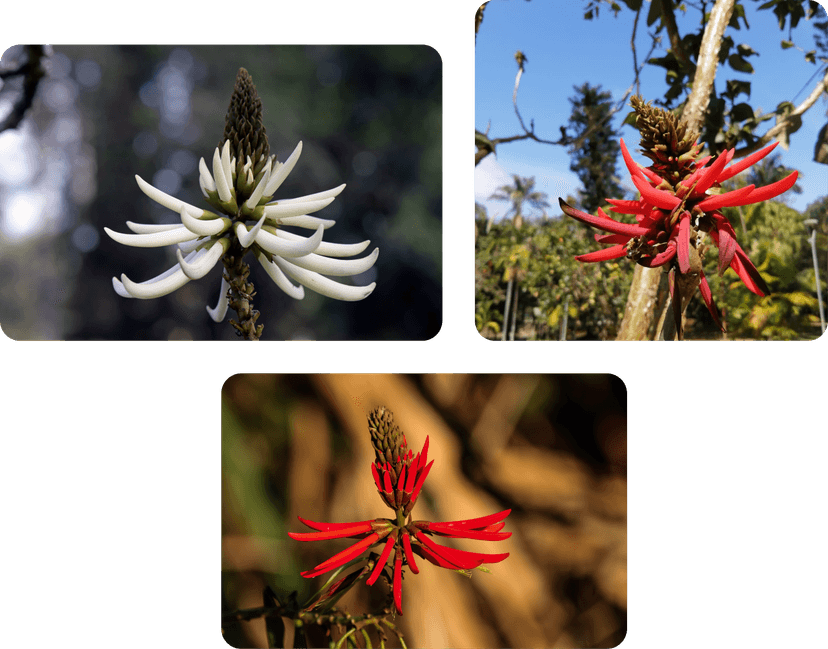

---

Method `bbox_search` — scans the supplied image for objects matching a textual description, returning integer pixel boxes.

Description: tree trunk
[616,0,736,340]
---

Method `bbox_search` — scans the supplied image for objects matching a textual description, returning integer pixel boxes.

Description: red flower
[288,409,511,616]
[561,138,798,331]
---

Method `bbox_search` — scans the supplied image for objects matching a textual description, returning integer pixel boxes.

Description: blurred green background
[222,374,627,648]
[0,45,441,340]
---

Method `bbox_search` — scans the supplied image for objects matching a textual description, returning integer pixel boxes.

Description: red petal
[412,542,463,570]
[676,211,692,274]
[418,436,429,472]
[636,245,676,268]
[620,137,647,180]
[717,142,779,182]
[296,516,375,533]
[383,469,393,493]
[407,460,434,510]
[560,199,650,237]
[698,271,724,331]
[404,458,417,493]
[402,531,419,574]
[300,532,380,578]
[595,233,629,244]
[426,528,512,541]
[288,522,374,542]
[397,465,406,491]
[606,198,648,215]
[695,184,755,211]
[415,531,509,570]
[713,220,737,277]
[423,509,512,531]
[393,547,403,616]
[731,248,771,296]
[366,535,396,586]
[575,244,628,263]
[688,149,730,197]
[739,170,798,203]
[371,463,383,491]
[630,174,681,210]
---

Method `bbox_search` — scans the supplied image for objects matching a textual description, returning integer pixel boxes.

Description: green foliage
[475,214,632,340]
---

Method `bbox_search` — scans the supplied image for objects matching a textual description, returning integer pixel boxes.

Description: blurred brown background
[222,374,626,648]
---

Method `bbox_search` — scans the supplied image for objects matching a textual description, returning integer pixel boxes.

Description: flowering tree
[105,69,378,340]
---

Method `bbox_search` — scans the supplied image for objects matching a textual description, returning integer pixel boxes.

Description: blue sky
[475,0,828,218]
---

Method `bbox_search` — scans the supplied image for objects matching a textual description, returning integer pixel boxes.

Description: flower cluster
[561,97,798,334]
[289,407,510,616]
[105,68,377,335]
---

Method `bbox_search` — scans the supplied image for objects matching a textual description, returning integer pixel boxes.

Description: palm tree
[488,175,549,339]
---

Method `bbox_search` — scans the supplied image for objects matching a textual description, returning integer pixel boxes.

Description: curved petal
[275,230,371,257]
[273,256,375,301]
[262,197,336,219]
[366,536,396,586]
[269,215,337,230]
[254,224,324,257]
[179,206,231,237]
[199,157,216,192]
[575,244,627,263]
[287,247,379,276]
[619,138,647,180]
[263,141,302,196]
[135,175,208,216]
[695,184,755,211]
[212,146,232,203]
[698,270,725,331]
[717,141,779,182]
[630,174,681,210]
[560,199,650,237]
[676,211,692,274]
[244,163,272,209]
[206,277,230,322]
[235,215,267,248]
[176,238,229,280]
[119,266,190,299]
[275,183,347,204]
[105,225,200,248]
[253,249,306,300]
[125,221,182,234]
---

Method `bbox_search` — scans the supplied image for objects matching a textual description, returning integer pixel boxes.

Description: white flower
[105,140,378,322]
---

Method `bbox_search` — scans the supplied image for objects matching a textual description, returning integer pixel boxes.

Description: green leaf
[781,39,794,49]
[646,0,662,26]
[730,102,754,122]
[728,54,754,73]
[805,50,816,64]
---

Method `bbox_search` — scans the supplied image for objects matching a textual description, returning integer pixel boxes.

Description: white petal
[244,162,272,209]
[176,238,229,280]
[206,277,231,322]
[254,224,324,257]
[178,237,208,254]
[275,230,371,257]
[287,247,379,276]
[270,215,336,230]
[125,221,182,234]
[198,175,209,198]
[221,141,234,190]
[235,215,267,248]
[112,276,132,298]
[105,225,200,248]
[275,184,346,204]
[254,249,305,300]
[199,157,216,192]
[274,256,376,301]
[179,206,231,236]
[263,197,335,219]
[212,147,232,202]
[263,141,302,195]
[119,266,190,299]
[135,175,207,216]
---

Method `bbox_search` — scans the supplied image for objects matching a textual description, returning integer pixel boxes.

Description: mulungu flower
[105,68,377,338]
[288,407,510,616]
[560,96,798,336]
